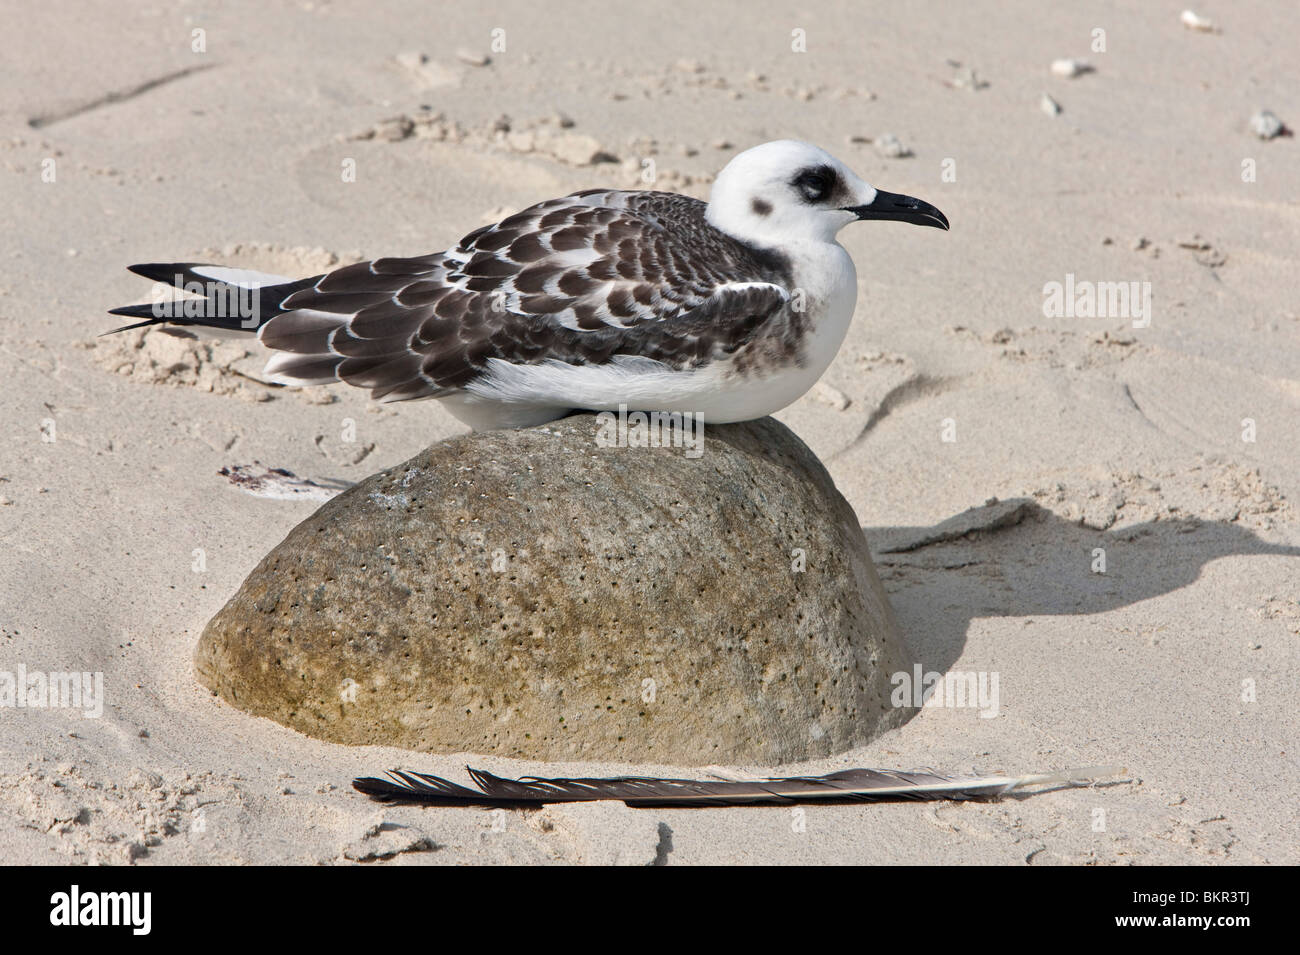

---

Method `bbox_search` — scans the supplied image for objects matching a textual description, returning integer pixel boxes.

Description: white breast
[670,239,859,422]
[451,241,859,428]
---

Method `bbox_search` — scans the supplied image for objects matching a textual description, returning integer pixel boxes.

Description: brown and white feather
[257,190,799,403]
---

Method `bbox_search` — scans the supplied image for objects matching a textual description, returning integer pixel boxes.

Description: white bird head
[706,139,948,246]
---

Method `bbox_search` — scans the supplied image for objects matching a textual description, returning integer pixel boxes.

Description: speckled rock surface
[194,414,913,764]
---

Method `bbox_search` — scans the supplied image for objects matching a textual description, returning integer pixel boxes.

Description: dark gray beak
[845,190,949,230]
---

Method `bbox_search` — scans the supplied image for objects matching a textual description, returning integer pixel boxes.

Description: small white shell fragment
[455,49,490,67]
[873,133,912,158]
[1040,92,1062,116]
[1249,109,1285,140]
[1181,10,1216,32]
[1050,58,1093,78]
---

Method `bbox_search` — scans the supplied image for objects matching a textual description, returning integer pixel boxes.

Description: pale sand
[1,0,1296,864]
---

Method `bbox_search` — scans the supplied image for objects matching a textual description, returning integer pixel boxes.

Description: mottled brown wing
[257,191,793,401]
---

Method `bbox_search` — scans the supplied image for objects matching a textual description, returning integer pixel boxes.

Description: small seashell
[1050,58,1093,78]
[1180,10,1216,32]
[1040,92,1062,116]
[1249,109,1286,140]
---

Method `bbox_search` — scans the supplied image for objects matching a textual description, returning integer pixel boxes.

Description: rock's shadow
[864,499,1300,673]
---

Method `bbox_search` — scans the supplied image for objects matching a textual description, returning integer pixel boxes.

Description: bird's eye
[793,166,835,203]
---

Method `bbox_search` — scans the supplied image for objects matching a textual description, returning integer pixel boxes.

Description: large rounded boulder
[194,413,913,763]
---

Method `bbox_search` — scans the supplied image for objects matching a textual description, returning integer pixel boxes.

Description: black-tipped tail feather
[105,263,319,336]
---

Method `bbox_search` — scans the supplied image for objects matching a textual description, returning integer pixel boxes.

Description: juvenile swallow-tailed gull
[108,140,948,430]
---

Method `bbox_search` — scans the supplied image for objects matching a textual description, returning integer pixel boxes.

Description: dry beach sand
[1,0,1296,864]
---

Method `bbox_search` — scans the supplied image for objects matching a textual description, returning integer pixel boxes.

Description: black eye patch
[792,165,837,203]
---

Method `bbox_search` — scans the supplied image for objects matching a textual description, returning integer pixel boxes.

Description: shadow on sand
[864,498,1300,673]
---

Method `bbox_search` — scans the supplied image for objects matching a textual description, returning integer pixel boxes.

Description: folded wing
[255,190,794,402]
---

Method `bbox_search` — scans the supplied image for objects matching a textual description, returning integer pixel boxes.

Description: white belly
[450,242,859,429]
